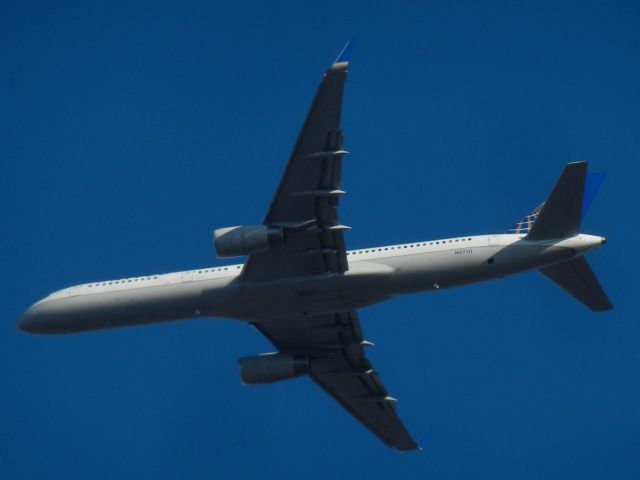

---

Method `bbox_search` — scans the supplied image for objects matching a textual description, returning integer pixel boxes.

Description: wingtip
[417,432,429,450]
[334,39,355,64]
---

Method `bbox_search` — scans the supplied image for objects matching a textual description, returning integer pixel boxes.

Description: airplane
[18,41,612,451]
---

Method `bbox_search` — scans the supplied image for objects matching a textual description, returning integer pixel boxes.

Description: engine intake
[238,352,309,385]
[213,225,284,258]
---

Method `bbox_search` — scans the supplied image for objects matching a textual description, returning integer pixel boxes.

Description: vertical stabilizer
[526,162,587,240]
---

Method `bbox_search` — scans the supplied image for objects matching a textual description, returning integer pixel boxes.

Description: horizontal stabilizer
[527,162,587,240]
[539,257,613,312]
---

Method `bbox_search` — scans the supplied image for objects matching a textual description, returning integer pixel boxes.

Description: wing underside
[253,311,418,451]
[241,53,351,281]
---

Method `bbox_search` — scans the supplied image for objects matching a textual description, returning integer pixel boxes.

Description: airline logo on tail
[507,204,543,235]
[507,170,607,236]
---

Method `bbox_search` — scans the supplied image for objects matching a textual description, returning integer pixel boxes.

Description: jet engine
[238,352,309,385]
[213,225,284,258]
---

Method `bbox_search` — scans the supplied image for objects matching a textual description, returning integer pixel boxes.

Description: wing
[252,310,419,451]
[242,42,353,281]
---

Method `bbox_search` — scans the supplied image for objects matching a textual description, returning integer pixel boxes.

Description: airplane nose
[18,302,50,334]
[601,237,607,245]
[18,305,39,333]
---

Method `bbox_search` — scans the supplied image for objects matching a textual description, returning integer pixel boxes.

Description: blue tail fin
[581,172,607,220]
[507,171,607,236]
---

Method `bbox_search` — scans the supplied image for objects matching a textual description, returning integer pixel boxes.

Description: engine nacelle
[213,225,284,258]
[238,352,309,385]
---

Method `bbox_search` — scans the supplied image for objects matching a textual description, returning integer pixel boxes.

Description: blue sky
[2,1,639,478]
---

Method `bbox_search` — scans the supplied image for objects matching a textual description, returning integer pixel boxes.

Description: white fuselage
[19,233,605,334]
